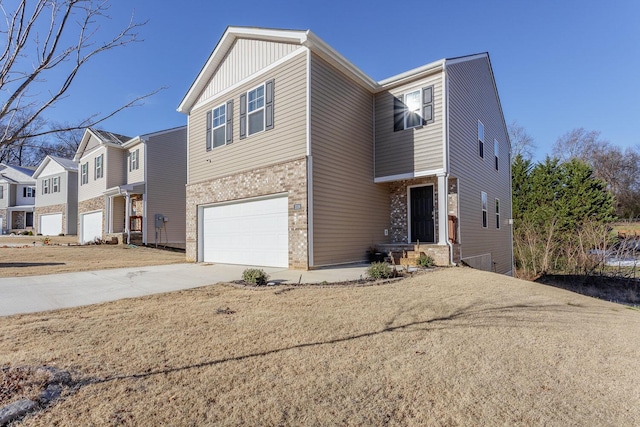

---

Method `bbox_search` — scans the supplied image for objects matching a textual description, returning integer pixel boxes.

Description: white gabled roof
[0,163,36,184]
[33,155,78,179]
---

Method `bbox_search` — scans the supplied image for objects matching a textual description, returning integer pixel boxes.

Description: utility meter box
[155,214,164,229]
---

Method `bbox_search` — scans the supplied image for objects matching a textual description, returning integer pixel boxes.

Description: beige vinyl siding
[112,196,125,233]
[196,39,300,105]
[78,147,108,202]
[447,57,512,274]
[106,146,125,189]
[36,173,67,207]
[310,53,390,266]
[374,72,444,178]
[188,52,307,184]
[83,134,101,154]
[126,144,145,184]
[145,127,187,247]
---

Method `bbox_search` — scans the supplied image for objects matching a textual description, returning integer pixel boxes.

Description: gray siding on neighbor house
[36,172,67,207]
[374,71,444,178]
[447,57,512,274]
[196,39,301,105]
[310,53,390,266]
[188,51,307,184]
[66,170,78,234]
[146,127,187,248]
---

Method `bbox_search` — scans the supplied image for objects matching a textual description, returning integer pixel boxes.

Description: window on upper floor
[130,149,139,171]
[394,85,434,131]
[95,154,103,179]
[494,139,499,171]
[52,177,60,193]
[24,187,35,198]
[240,79,274,139]
[81,162,88,185]
[43,179,50,194]
[0,185,3,199]
[481,191,488,228]
[478,121,484,159]
[495,198,501,229]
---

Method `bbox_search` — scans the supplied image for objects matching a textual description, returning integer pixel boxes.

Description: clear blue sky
[44,0,640,160]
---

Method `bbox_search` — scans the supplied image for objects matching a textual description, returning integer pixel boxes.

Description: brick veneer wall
[389,177,439,243]
[78,196,106,238]
[186,157,308,269]
[35,204,67,235]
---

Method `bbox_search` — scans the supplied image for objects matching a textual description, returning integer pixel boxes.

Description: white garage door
[202,196,288,268]
[81,211,102,244]
[39,213,62,236]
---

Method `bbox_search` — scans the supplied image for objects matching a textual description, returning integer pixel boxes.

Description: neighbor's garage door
[202,196,288,268]
[39,213,62,236]
[81,211,102,244]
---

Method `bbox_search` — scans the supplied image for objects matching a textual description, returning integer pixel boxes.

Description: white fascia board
[178,27,309,114]
[374,168,445,183]
[444,52,488,66]
[121,136,143,149]
[377,60,445,91]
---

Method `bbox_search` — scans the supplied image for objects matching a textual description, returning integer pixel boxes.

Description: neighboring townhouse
[0,164,36,234]
[33,155,78,236]
[73,126,187,248]
[178,27,513,275]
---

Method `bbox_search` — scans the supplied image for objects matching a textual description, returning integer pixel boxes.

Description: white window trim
[81,163,88,185]
[481,191,488,228]
[130,149,139,171]
[247,82,266,136]
[494,139,499,171]
[43,179,50,194]
[212,102,227,147]
[495,198,501,229]
[404,89,423,130]
[52,177,59,193]
[25,187,35,198]
[478,120,484,159]
[95,154,103,179]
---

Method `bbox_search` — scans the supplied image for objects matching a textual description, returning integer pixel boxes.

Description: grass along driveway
[1,268,639,426]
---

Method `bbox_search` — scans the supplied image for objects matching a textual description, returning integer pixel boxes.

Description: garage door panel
[40,213,62,236]
[81,211,102,244]
[202,196,288,268]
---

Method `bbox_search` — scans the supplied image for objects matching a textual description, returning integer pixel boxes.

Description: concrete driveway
[0,263,370,317]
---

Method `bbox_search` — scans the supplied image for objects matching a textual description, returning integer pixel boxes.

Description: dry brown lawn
[0,235,185,277]
[1,268,639,426]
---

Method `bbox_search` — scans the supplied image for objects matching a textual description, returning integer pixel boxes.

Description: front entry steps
[377,243,458,267]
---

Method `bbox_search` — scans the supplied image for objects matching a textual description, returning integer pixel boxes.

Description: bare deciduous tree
[0,0,161,149]
[507,120,536,161]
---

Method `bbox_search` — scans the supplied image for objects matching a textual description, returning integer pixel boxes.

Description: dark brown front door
[410,186,434,243]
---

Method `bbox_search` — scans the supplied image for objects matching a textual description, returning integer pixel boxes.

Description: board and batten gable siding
[447,57,512,274]
[310,53,390,266]
[196,39,301,105]
[145,127,187,247]
[374,72,444,178]
[126,143,145,184]
[188,51,307,184]
[36,172,67,207]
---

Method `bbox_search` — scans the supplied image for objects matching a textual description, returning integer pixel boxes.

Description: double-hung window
[43,179,50,194]
[0,185,3,199]
[394,86,434,131]
[212,104,226,147]
[95,154,103,179]
[130,149,139,171]
[478,121,484,159]
[495,198,501,229]
[239,79,274,139]
[494,139,499,171]
[81,162,88,185]
[52,177,59,193]
[24,187,35,198]
[247,84,265,135]
[481,191,488,228]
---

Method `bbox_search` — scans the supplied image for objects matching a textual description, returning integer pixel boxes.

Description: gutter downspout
[443,62,456,266]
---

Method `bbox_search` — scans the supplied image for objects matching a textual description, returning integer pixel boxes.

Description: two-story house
[33,155,78,236]
[178,27,513,275]
[73,126,187,248]
[0,164,36,234]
